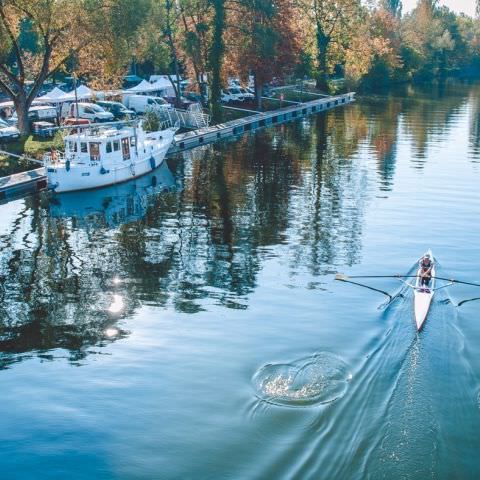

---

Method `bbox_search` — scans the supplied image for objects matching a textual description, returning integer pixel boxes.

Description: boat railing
[44,150,66,165]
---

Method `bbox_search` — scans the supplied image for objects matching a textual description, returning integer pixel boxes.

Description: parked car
[96,100,136,120]
[185,91,202,103]
[222,88,245,103]
[61,102,114,123]
[0,118,20,141]
[9,105,58,126]
[32,121,56,138]
[123,95,172,114]
[239,87,254,101]
[162,96,195,109]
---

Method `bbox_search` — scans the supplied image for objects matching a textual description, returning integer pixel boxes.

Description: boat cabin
[63,128,141,164]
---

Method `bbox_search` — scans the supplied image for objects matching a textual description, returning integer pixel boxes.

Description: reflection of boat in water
[48,161,176,227]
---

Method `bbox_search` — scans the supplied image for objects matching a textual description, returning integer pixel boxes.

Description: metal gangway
[157,104,210,129]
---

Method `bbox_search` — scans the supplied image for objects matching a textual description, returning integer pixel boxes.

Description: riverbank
[0,133,63,176]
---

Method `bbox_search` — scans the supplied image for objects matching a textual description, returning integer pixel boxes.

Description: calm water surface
[1,81,480,479]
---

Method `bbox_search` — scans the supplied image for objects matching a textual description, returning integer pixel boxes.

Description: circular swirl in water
[253,352,351,407]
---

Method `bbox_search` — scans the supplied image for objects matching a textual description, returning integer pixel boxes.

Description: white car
[239,88,254,101]
[61,102,114,123]
[220,90,232,103]
[0,118,20,140]
[221,88,245,103]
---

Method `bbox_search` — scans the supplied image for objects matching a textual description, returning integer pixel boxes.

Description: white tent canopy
[37,87,69,103]
[36,84,95,104]
[66,84,94,100]
[127,79,157,93]
[126,78,175,97]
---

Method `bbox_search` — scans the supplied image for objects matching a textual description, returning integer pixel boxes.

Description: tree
[380,0,401,17]
[135,0,183,106]
[178,0,211,104]
[0,0,148,135]
[347,7,401,88]
[302,0,362,91]
[0,0,84,134]
[228,0,302,108]
[208,0,226,121]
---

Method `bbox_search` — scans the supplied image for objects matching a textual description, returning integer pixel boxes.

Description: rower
[419,254,433,286]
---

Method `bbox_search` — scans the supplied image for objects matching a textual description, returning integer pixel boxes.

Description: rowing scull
[412,249,435,331]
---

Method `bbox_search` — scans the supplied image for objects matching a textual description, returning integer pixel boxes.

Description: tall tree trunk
[165,0,182,107]
[315,27,330,92]
[209,0,226,123]
[14,93,30,136]
[254,73,263,110]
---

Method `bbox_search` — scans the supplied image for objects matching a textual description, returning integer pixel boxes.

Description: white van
[61,102,114,122]
[123,95,171,114]
[9,105,58,124]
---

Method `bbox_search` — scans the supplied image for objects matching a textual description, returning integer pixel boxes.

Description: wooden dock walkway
[0,167,47,202]
[0,92,355,202]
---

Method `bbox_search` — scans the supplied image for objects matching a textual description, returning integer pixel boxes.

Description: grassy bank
[0,133,63,177]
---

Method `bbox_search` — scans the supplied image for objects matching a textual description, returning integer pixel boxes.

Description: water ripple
[252,352,351,407]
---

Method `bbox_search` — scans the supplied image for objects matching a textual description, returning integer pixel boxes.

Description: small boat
[44,121,176,193]
[413,249,435,330]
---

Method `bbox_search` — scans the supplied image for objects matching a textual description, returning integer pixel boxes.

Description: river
[0,80,479,479]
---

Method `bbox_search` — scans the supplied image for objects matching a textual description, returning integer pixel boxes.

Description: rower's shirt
[420,258,432,273]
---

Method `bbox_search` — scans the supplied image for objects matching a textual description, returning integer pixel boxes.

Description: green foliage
[295,50,315,79]
[142,110,160,133]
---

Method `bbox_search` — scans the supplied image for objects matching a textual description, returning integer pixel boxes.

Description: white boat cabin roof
[64,127,137,142]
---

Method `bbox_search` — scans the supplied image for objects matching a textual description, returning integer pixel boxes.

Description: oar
[458,297,480,307]
[340,275,480,288]
[336,275,416,279]
[335,274,393,300]
[433,276,480,288]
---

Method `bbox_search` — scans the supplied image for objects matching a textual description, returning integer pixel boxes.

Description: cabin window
[113,140,120,151]
[130,137,136,147]
[106,141,112,153]
[80,142,87,153]
[90,142,101,161]
[121,137,130,160]
[68,141,77,152]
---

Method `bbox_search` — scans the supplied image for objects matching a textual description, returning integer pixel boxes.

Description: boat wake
[248,265,480,479]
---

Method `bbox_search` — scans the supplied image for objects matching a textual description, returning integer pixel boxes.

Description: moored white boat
[413,249,435,330]
[44,121,176,193]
